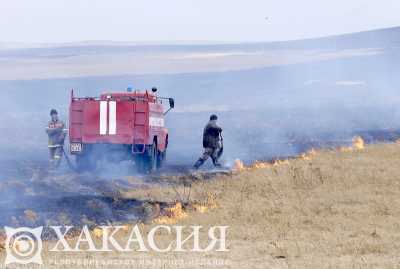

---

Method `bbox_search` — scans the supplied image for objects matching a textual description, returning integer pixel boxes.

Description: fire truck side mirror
[169,98,175,108]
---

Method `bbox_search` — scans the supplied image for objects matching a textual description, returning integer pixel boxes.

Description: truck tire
[137,141,158,174]
[157,150,166,169]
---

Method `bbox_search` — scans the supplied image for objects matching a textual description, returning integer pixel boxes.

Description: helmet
[210,114,218,121]
[50,109,58,116]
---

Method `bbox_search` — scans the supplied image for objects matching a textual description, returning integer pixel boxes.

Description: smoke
[1,49,400,169]
[1,29,400,226]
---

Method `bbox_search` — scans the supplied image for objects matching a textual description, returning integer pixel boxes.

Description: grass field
[2,142,400,268]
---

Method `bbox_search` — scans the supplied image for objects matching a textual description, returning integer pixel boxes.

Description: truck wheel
[138,142,158,174]
[148,142,158,173]
[157,150,166,169]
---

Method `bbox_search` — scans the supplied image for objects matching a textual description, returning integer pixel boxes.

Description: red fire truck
[68,88,174,173]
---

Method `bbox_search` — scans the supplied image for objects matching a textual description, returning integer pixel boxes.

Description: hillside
[0,26,399,80]
[1,26,399,56]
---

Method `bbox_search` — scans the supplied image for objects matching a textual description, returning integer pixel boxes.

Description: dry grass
[2,143,400,268]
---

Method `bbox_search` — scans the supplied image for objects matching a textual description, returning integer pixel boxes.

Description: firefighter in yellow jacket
[46,109,66,168]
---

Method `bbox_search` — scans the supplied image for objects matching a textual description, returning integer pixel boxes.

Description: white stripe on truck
[109,101,117,135]
[149,117,164,127]
[99,101,108,135]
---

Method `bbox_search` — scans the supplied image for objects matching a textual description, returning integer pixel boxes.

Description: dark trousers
[194,145,222,169]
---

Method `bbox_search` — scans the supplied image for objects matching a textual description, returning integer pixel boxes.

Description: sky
[0,0,400,43]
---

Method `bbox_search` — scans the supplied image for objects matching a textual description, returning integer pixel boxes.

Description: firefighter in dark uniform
[194,114,223,169]
[46,109,66,169]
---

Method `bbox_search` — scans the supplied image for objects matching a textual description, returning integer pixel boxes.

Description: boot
[212,157,222,168]
[193,159,204,169]
[213,161,222,168]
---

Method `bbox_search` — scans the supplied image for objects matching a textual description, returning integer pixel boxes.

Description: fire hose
[62,146,77,171]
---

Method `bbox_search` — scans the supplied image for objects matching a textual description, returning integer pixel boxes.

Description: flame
[233,148,318,172]
[233,157,292,172]
[352,136,365,150]
[233,159,246,171]
[340,136,365,152]
[165,202,187,218]
[251,159,290,169]
[299,148,317,160]
[192,204,208,213]
[299,153,311,160]
[152,194,217,224]
[153,202,187,225]
[232,137,364,173]
[252,161,270,169]
[92,228,103,238]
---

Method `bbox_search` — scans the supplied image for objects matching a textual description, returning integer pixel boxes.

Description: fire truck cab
[69,88,174,173]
